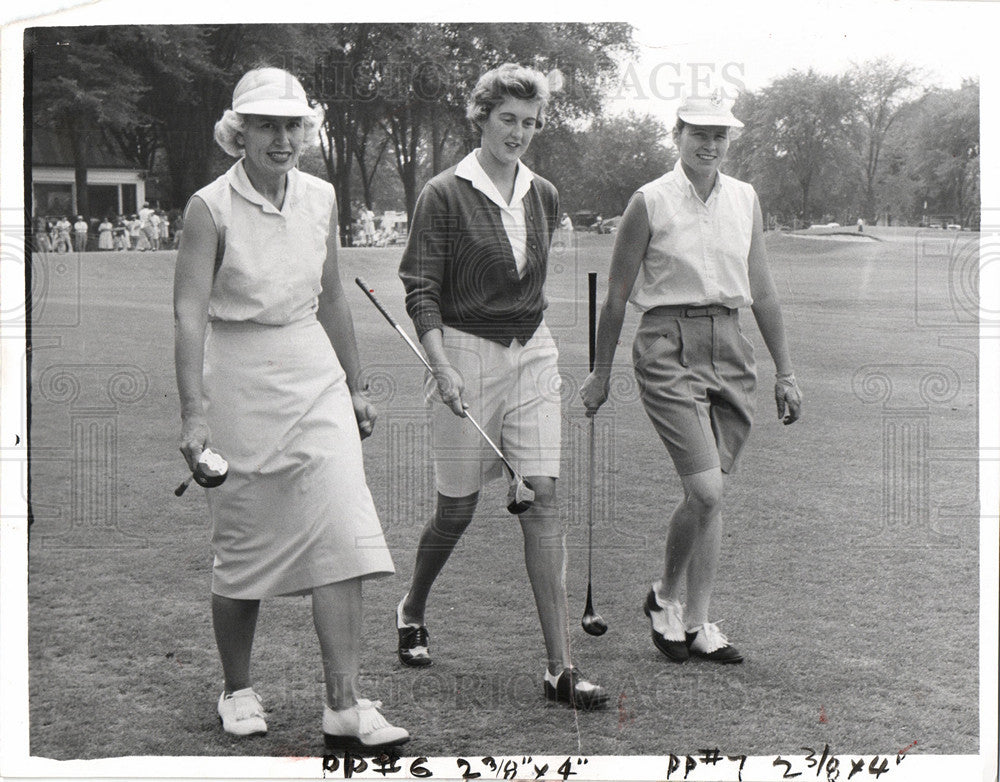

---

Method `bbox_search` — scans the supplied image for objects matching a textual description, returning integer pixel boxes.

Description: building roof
[30,128,141,170]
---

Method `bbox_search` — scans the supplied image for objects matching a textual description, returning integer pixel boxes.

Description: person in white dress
[98,217,114,250]
[174,67,408,751]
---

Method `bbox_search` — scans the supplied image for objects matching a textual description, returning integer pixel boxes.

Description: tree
[848,58,921,221]
[904,79,979,228]
[28,26,149,217]
[341,22,637,221]
[728,69,857,222]
[531,111,674,215]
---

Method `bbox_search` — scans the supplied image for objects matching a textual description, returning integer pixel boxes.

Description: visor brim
[233,99,314,117]
[677,113,744,129]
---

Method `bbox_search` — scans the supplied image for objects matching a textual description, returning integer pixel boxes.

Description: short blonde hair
[213,106,325,158]
[466,63,550,130]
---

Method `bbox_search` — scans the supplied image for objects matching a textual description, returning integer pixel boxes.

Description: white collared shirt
[630,159,757,311]
[195,160,337,325]
[455,150,535,276]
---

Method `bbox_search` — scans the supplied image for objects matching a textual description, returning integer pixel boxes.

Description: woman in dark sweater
[396,63,607,710]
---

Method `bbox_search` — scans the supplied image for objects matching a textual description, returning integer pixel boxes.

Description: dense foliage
[27,28,979,234]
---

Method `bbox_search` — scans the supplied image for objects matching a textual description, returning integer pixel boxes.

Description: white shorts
[427,322,562,498]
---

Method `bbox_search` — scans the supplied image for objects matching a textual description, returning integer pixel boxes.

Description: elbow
[603,295,629,322]
[751,287,781,313]
[173,302,208,336]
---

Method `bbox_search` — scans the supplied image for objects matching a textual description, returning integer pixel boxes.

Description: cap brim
[677,112,744,129]
[233,99,314,117]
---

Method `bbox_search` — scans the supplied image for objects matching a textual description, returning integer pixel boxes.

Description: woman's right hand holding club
[179,414,211,471]
[579,370,610,418]
[433,364,467,417]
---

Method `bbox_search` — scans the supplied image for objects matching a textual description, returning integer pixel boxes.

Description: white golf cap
[232,68,313,116]
[677,88,744,129]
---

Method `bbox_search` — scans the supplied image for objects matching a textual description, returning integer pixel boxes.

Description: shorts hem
[435,464,560,498]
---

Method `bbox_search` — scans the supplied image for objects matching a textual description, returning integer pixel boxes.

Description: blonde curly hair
[213,106,325,158]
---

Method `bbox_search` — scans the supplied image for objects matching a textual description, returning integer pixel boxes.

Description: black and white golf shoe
[543,667,609,710]
[643,587,689,663]
[685,622,744,664]
[396,596,432,667]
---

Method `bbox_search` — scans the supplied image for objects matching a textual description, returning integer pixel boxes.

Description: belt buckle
[684,306,711,318]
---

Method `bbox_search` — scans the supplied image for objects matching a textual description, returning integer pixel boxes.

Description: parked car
[571,211,601,230]
[946,223,962,231]
[597,215,622,234]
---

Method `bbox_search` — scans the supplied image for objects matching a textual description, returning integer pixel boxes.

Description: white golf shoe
[323,698,410,752]
[217,687,267,737]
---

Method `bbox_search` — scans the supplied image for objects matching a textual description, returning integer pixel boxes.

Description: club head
[582,584,607,636]
[506,478,535,514]
[582,610,608,636]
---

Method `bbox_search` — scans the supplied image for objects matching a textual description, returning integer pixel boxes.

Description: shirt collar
[673,158,723,201]
[456,149,534,210]
[228,159,299,215]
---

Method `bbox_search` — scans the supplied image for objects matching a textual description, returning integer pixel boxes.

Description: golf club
[355,277,535,514]
[582,271,608,636]
[174,448,229,496]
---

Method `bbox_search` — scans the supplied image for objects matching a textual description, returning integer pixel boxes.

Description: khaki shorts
[632,306,757,475]
[427,322,562,497]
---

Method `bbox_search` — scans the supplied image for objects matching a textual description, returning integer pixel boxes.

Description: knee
[523,476,556,509]
[682,473,724,514]
[431,491,478,534]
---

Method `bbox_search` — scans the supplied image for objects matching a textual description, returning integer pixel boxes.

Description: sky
[607,1,987,126]
[1,0,991,129]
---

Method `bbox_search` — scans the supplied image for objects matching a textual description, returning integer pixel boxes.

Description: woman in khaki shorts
[581,92,802,664]
[395,64,607,710]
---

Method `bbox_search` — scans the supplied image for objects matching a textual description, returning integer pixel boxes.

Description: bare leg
[400,492,479,625]
[518,476,571,674]
[658,468,725,624]
[313,578,362,710]
[212,593,260,694]
[683,496,723,627]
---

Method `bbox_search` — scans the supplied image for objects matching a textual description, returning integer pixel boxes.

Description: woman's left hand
[352,391,378,439]
[775,375,803,425]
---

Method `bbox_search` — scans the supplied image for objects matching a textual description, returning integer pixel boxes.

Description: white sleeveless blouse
[630,160,757,312]
[194,161,336,325]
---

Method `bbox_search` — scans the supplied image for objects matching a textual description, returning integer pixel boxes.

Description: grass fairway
[26,229,979,760]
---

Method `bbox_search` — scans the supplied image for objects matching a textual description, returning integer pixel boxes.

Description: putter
[355,277,535,514]
[582,272,608,636]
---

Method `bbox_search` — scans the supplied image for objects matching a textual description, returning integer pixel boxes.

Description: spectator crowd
[33,202,183,253]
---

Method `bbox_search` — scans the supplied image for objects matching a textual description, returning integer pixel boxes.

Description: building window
[33,183,73,217]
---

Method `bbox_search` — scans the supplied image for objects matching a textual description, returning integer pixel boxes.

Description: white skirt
[203,316,394,599]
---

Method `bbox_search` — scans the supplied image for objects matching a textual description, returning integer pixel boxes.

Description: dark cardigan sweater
[398,164,559,347]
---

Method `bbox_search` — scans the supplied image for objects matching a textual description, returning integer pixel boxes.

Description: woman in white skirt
[174,67,408,751]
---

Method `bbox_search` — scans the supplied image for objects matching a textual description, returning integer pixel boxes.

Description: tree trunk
[334,136,353,247]
[70,125,90,218]
[165,105,218,207]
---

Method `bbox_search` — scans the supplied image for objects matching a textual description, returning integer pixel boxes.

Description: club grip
[588,272,597,372]
[355,278,399,329]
